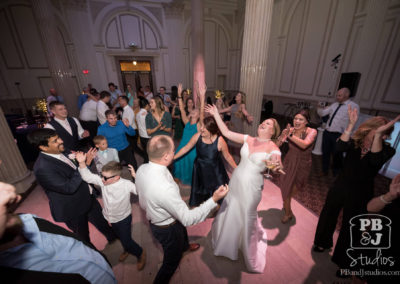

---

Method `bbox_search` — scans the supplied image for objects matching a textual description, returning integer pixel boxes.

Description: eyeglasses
[100,174,116,181]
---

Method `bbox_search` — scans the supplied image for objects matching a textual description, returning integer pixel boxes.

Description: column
[31,0,79,116]
[240,0,274,136]
[191,0,205,104]
[0,107,35,194]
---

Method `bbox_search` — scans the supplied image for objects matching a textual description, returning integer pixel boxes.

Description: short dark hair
[160,86,166,91]
[90,88,98,95]
[118,95,129,104]
[139,97,149,108]
[295,108,311,123]
[49,101,64,110]
[100,91,111,99]
[108,82,115,87]
[105,109,116,117]
[147,135,173,161]
[101,161,122,176]
[27,128,57,149]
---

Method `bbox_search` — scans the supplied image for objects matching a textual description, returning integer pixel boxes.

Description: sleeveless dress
[190,136,229,207]
[277,130,314,201]
[173,122,198,185]
[212,135,281,273]
[229,104,244,133]
[173,107,184,140]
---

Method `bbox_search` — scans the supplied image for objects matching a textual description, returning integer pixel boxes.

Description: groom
[135,135,229,283]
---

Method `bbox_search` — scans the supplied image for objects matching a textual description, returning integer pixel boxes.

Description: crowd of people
[0,82,399,283]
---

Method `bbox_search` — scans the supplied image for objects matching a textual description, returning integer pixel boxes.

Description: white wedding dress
[211,135,280,273]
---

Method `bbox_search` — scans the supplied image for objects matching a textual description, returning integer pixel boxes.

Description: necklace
[257,137,271,142]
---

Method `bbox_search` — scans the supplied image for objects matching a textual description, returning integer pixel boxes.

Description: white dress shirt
[94,148,120,173]
[97,100,110,125]
[144,91,153,101]
[44,117,84,138]
[136,108,150,138]
[317,99,360,133]
[135,162,217,226]
[122,105,137,129]
[78,167,136,223]
[79,99,98,122]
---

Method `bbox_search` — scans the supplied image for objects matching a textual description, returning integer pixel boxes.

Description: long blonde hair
[352,116,393,148]
[269,118,281,142]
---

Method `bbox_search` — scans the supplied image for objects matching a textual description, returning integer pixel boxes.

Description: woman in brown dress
[277,109,317,223]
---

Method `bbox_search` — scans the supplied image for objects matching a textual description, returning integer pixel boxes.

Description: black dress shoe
[312,245,325,252]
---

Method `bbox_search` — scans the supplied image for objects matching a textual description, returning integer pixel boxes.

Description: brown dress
[278,129,315,200]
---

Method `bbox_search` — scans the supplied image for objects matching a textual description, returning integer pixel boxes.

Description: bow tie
[99,149,108,154]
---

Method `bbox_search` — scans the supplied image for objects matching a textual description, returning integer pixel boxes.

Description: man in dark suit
[27,128,116,245]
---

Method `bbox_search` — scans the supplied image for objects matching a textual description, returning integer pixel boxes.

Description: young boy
[76,152,146,270]
[93,135,119,173]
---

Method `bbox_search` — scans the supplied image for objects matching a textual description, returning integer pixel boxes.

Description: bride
[205,104,283,273]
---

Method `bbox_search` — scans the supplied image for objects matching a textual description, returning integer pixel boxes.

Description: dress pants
[150,221,189,284]
[313,185,345,249]
[128,133,146,161]
[118,144,137,170]
[65,198,116,245]
[140,137,150,163]
[111,214,143,258]
[322,130,342,175]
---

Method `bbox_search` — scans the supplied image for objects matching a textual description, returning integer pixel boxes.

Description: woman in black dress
[313,105,399,276]
[174,116,237,206]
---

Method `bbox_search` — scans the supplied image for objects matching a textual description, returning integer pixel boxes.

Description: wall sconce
[132,60,137,66]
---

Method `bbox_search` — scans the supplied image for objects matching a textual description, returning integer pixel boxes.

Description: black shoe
[312,245,325,252]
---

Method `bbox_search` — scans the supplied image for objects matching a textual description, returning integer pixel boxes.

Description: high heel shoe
[281,213,294,224]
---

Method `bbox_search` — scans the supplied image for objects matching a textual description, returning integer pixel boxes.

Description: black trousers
[150,222,189,284]
[118,144,137,170]
[64,198,116,245]
[140,137,150,163]
[322,130,343,174]
[79,120,99,141]
[128,133,146,160]
[111,214,142,258]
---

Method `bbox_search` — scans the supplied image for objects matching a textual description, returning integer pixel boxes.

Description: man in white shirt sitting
[317,87,359,175]
[97,91,111,125]
[45,101,90,152]
[135,135,229,283]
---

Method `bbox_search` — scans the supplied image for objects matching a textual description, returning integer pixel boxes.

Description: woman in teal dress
[125,84,135,107]
[173,86,199,185]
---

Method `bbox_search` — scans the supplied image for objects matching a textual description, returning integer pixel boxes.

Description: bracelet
[380,194,392,204]
[177,96,182,99]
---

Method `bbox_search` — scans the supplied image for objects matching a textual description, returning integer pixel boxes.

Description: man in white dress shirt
[45,101,90,152]
[97,91,111,125]
[317,88,359,175]
[79,89,99,139]
[135,135,229,284]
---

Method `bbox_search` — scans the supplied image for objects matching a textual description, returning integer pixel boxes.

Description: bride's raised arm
[205,104,245,144]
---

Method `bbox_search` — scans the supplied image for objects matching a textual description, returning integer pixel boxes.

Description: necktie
[328,103,343,127]
[60,154,77,169]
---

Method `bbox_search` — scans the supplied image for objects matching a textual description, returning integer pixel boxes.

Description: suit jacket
[33,152,93,222]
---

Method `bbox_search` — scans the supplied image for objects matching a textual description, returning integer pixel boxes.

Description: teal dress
[173,122,198,185]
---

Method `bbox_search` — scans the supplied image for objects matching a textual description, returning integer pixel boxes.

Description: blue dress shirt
[97,120,135,151]
[0,214,116,284]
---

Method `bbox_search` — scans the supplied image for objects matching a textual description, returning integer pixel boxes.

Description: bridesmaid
[145,97,172,137]
[173,84,202,185]
[174,84,237,206]
[218,92,253,133]
[277,109,317,223]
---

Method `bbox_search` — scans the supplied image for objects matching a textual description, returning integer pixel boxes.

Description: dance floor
[15,175,345,284]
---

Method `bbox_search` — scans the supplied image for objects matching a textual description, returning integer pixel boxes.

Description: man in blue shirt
[0,182,116,284]
[98,110,137,170]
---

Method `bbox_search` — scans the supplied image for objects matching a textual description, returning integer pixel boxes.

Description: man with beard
[0,182,116,283]
[27,128,117,245]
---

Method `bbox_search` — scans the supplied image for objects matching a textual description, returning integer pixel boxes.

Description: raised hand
[375,114,400,136]
[212,184,229,202]
[85,147,97,165]
[82,130,90,138]
[128,164,136,178]
[178,83,183,97]
[122,118,130,127]
[347,105,358,126]
[75,152,87,164]
[0,182,21,209]
[205,104,218,116]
